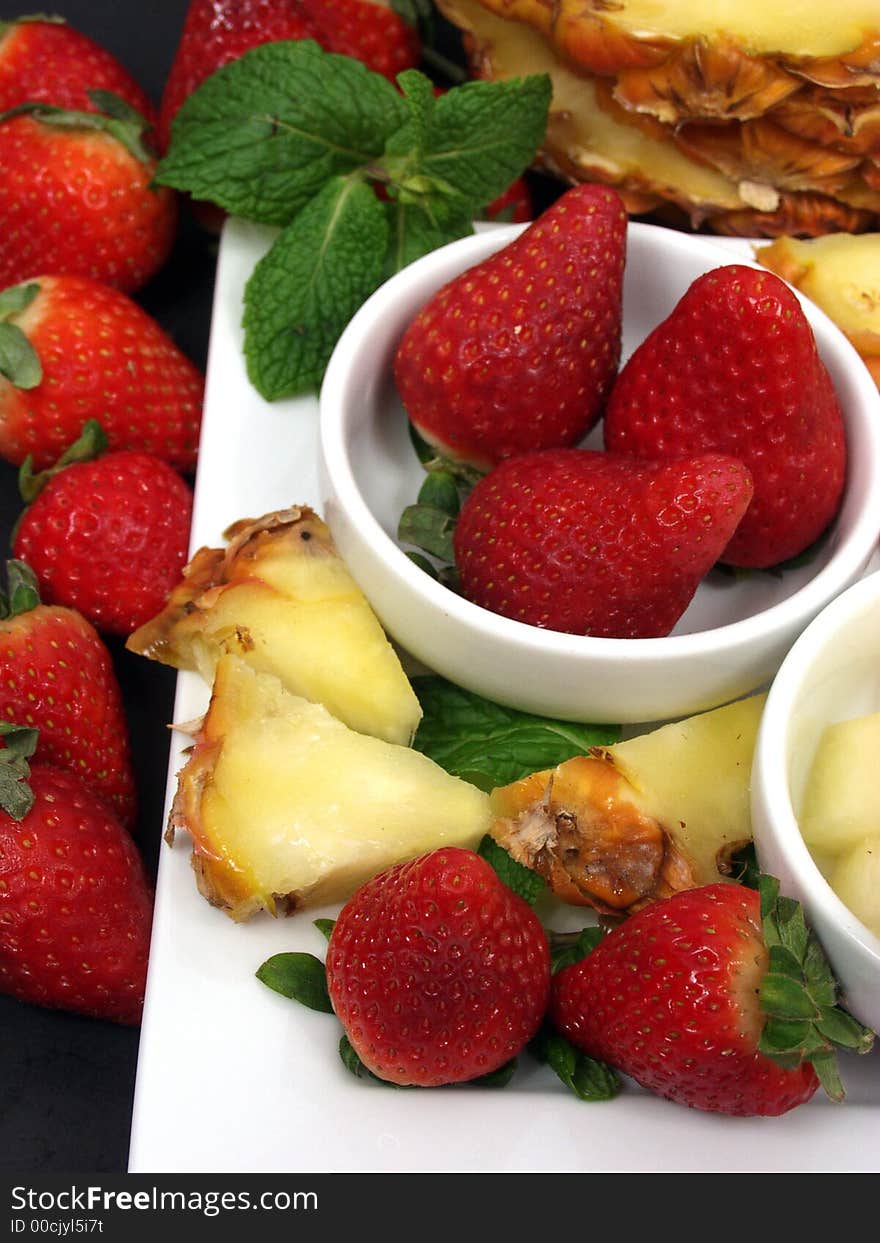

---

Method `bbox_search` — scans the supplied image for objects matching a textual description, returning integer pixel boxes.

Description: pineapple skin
[490,694,765,913]
[170,656,492,921]
[127,505,423,747]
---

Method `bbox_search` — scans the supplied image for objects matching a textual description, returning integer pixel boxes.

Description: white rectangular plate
[128,218,880,1174]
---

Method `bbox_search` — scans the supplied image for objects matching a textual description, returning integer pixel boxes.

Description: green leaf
[0,281,40,320]
[18,418,107,504]
[255,952,334,1013]
[470,1057,518,1088]
[478,834,546,906]
[529,1027,619,1102]
[759,970,817,1021]
[0,101,154,164]
[243,175,389,399]
[3,560,40,617]
[0,719,36,821]
[0,721,38,761]
[415,76,551,211]
[549,926,603,974]
[412,674,622,789]
[383,198,473,277]
[417,471,461,517]
[0,323,41,389]
[398,501,457,563]
[156,40,408,226]
[313,918,336,942]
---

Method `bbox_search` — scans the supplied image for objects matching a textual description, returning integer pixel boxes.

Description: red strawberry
[0,16,157,126]
[603,264,847,569]
[0,105,177,294]
[550,881,873,1117]
[158,0,318,152]
[325,847,551,1086]
[299,0,420,82]
[13,426,193,637]
[0,562,136,826]
[453,448,753,638]
[0,276,203,472]
[0,747,152,1026]
[394,183,627,470]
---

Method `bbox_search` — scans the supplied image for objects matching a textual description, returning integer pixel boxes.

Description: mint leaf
[243,175,389,399]
[418,77,551,211]
[478,834,546,906]
[530,1026,620,1102]
[156,40,408,226]
[255,952,334,1013]
[550,926,603,974]
[412,675,621,789]
[383,197,472,276]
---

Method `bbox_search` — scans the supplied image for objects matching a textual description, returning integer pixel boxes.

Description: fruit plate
[127,217,880,1174]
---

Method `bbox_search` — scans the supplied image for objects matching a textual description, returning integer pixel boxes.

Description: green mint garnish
[549,925,604,974]
[155,40,551,401]
[255,951,334,1013]
[529,1025,619,1102]
[412,674,621,790]
[478,834,547,907]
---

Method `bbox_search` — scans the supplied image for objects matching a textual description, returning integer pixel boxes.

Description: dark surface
[0,0,216,1176]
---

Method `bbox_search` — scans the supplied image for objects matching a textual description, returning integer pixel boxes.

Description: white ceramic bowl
[751,570,880,1031]
[319,221,880,724]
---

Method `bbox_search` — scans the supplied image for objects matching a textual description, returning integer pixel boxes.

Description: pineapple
[757,233,880,389]
[490,694,765,914]
[798,711,880,937]
[170,655,493,920]
[439,0,880,235]
[127,505,422,747]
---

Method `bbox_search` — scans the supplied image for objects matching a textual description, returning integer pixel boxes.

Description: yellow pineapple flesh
[490,694,765,914]
[127,505,422,747]
[170,655,492,921]
[757,233,880,384]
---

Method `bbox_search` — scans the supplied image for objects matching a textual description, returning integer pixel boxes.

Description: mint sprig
[155,40,551,401]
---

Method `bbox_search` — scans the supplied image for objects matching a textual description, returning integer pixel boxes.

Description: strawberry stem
[0,720,38,821]
[0,560,40,619]
[19,418,108,504]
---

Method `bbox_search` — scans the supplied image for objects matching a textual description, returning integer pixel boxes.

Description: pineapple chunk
[799,712,880,853]
[828,835,880,938]
[490,694,765,913]
[127,506,422,746]
[170,655,492,920]
[758,233,880,363]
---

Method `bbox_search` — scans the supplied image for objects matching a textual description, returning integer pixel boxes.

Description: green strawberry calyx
[0,280,42,391]
[757,874,874,1100]
[0,94,156,163]
[0,559,41,619]
[0,719,38,822]
[18,418,108,505]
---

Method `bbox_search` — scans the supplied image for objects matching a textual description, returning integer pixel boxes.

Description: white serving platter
[127,217,880,1174]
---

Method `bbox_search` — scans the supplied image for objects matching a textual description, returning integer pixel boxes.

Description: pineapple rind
[171,657,492,921]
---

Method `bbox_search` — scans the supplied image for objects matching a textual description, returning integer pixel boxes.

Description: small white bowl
[319,221,880,724]
[751,571,880,1031]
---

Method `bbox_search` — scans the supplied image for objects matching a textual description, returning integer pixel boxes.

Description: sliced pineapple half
[170,655,493,921]
[439,0,880,235]
[127,505,422,747]
[490,693,765,914]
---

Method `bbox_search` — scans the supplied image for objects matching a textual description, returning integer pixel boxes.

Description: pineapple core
[170,655,492,920]
[127,506,422,747]
[491,694,765,913]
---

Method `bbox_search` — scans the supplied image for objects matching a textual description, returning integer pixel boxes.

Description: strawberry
[12,425,193,638]
[0,738,152,1026]
[550,879,874,1117]
[452,448,753,638]
[158,0,318,152]
[603,264,847,569]
[0,276,203,472]
[0,16,157,127]
[0,562,136,826]
[299,0,420,82]
[480,175,534,224]
[0,103,177,295]
[325,847,551,1086]
[394,183,627,470]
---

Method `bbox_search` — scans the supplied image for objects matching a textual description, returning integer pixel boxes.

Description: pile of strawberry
[395,183,848,639]
[264,846,874,1118]
[0,2,441,1030]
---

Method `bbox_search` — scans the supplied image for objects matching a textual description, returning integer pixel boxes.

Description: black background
[0,0,217,1175]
